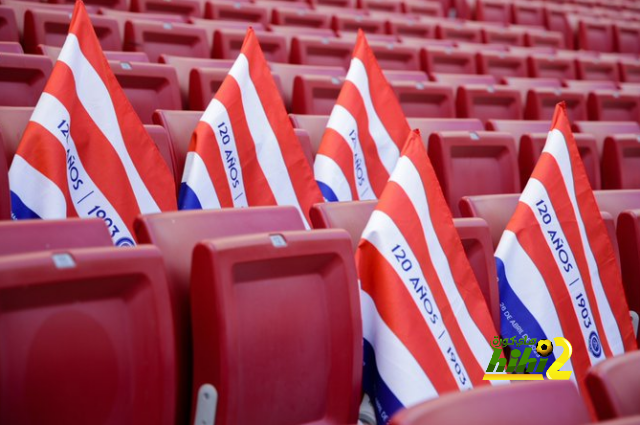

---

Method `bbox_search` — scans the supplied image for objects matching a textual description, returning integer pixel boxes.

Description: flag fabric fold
[178,28,322,226]
[9,1,176,246]
[314,30,410,203]
[496,102,637,386]
[357,130,504,424]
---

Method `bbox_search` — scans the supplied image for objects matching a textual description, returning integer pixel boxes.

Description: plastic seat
[99,9,188,40]
[159,56,233,109]
[386,20,435,38]
[564,79,618,91]
[124,21,209,62]
[421,46,477,75]
[614,22,640,55]
[131,0,205,17]
[359,0,403,13]
[573,121,640,155]
[501,76,561,103]
[528,54,577,80]
[407,117,483,145]
[289,113,329,155]
[544,9,574,49]
[619,59,640,84]
[428,131,520,217]
[152,109,200,181]
[204,1,269,24]
[213,29,287,63]
[475,0,511,24]
[331,15,386,34]
[0,53,52,107]
[190,229,361,425]
[512,2,545,27]
[586,351,640,420]
[617,211,640,329]
[109,61,181,124]
[271,63,345,111]
[0,6,19,42]
[481,27,525,47]
[524,28,565,49]
[435,21,482,43]
[477,51,528,78]
[291,74,343,115]
[485,119,550,146]
[134,207,307,425]
[576,57,621,82]
[588,91,640,122]
[39,44,149,62]
[390,381,590,425]
[391,81,455,118]
[524,87,588,121]
[366,42,420,71]
[578,18,615,53]
[23,9,120,54]
[456,84,523,122]
[188,67,233,111]
[0,41,21,53]
[602,135,640,189]
[271,7,330,29]
[188,17,263,46]
[0,106,33,165]
[0,245,177,425]
[310,200,501,330]
[290,36,353,68]
[384,70,429,82]
[145,124,179,196]
[401,1,442,17]
[431,73,495,87]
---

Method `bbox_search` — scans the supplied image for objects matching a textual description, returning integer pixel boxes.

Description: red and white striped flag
[9,1,176,246]
[496,103,637,386]
[179,28,322,226]
[314,30,410,203]
[358,130,503,424]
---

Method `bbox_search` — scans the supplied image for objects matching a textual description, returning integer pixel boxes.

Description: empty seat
[23,9,120,54]
[386,20,435,39]
[110,61,181,124]
[271,7,330,29]
[564,79,618,91]
[0,53,52,107]
[524,88,588,121]
[586,351,640,420]
[578,18,615,53]
[390,381,589,425]
[134,207,307,425]
[291,74,343,115]
[428,131,520,216]
[0,41,22,53]
[485,119,550,147]
[190,229,361,425]
[289,113,329,155]
[435,21,482,43]
[588,91,640,122]
[290,36,353,68]
[544,9,573,49]
[456,85,523,122]
[158,56,232,109]
[408,117,484,144]
[0,106,33,165]
[477,51,528,78]
[421,46,477,75]
[573,120,640,155]
[524,28,565,49]
[475,0,511,24]
[0,6,19,42]
[391,81,455,118]
[270,63,345,111]
[152,109,200,180]
[310,200,501,330]
[332,15,386,34]
[204,1,269,25]
[481,27,525,47]
[188,67,230,111]
[124,21,208,62]
[520,132,600,189]
[614,22,640,55]
[528,54,577,80]
[367,42,420,71]
[0,245,178,425]
[431,73,495,87]
[576,57,620,82]
[617,211,640,328]
[512,2,545,27]
[99,9,188,40]
[189,17,264,46]
[145,124,179,195]
[213,29,287,63]
[384,69,429,82]
[602,135,640,189]
[401,1,443,17]
[619,59,640,84]
[39,44,150,62]
[131,0,205,17]
[501,76,561,102]
[359,0,403,13]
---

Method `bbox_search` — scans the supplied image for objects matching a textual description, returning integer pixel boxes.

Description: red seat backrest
[0,53,52,107]
[124,20,209,62]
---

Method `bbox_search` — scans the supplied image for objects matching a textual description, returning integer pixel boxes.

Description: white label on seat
[193,384,218,425]
[270,234,287,248]
[52,253,76,269]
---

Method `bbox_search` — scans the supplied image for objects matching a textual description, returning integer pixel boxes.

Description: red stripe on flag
[316,128,358,199]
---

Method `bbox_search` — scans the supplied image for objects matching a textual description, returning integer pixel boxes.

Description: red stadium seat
[0,218,113,254]
[213,29,287,63]
[332,15,386,34]
[594,190,640,223]
[310,200,501,330]
[618,59,640,84]
[0,245,178,425]
[153,109,200,181]
[485,119,549,146]
[187,67,231,111]
[0,135,8,220]
[289,113,329,155]
[270,63,345,111]
[99,9,188,40]
[588,91,640,122]
[359,0,403,13]
[134,207,306,425]
[189,17,264,46]
[131,0,205,17]
[528,54,577,80]
[367,42,420,71]
[0,106,33,165]
[421,46,477,75]
[614,22,640,55]
[524,88,588,121]
[586,351,640,420]
[572,121,640,155]
[520,132,600,189]
[617,211,640,327]
[564,79,618,91]
[602,135,640,189]
[544,9,573,49]
[481,27,525,47]
[0,6,19,42]
[431,73,495,86]
[401,1,443,17]
[392,81,455,118]
[145,124,179,196]
[512,2,545,27]
[204,1,269,25]
[524,28,565,49]
[190,229,361,425]
[390,381,589,425]
[428,131,520,217]
[23,9,120,54]
[0,53,52,107]
[39,44,149,62]
[477,51,528,78]
[290,36,353,68]
[408,117,484,145]
[124,21,209,62]
[578,18,615,53]
[475,0,511,24]
[159,56,233,109]
[575,57,621,82]
[291,74,343,115]
[386,20,435,38]
[0,41,22,53]
[456,85,523,122]
[271,7,330,29]
[384,70,429,82]
[435,21,482,43]
[110,61,181,124]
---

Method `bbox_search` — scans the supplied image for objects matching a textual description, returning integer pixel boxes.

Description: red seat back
[145,124,179,196]
[421,47,477,75]
[586,351,640,420]
[456,85,523,122]
[271,63,346,111]
[0,41,22,53]
[153,109,201,180]
[392,81,455,118]
[124,20,209,62]
[0,246,177,425]
[602,135,640,190]
[190,229,362,425]
[213,29,287,63]
[408,117,483,146]
[290,36,353,68]
[524,88,588,121]
[588,91,640,122]
[0,53,52,107]
[131,0,204,17]
[0,106,34,165]
[617,209,640,331]
[573,120,640,155]
[289,113,329,155]
[291,74,343,115]
[477,51,528,78]
[0,5,19,42]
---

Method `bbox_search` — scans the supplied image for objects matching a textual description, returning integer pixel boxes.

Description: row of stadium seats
[2,202,640,424]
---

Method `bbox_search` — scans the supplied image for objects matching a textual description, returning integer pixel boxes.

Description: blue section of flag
[496,257,556,373]
[317,180,339,203]
[363,339,405,425]
[10,191,41,219]
[178,183,202,210]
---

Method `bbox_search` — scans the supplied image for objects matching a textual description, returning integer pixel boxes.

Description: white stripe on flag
[182,151,221,209]
[314,154,353,202]
[363,209,474,391]
[201,99,248,207]
[346,58,400,175]
[543,129,624,355]
[325,105,375,200]
[9,155,67,219]
[389,156,498,376]
[361,288,438,406]
[58,34,161,215]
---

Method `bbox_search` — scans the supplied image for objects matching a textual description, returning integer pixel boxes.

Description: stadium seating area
[3,0,640,422]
